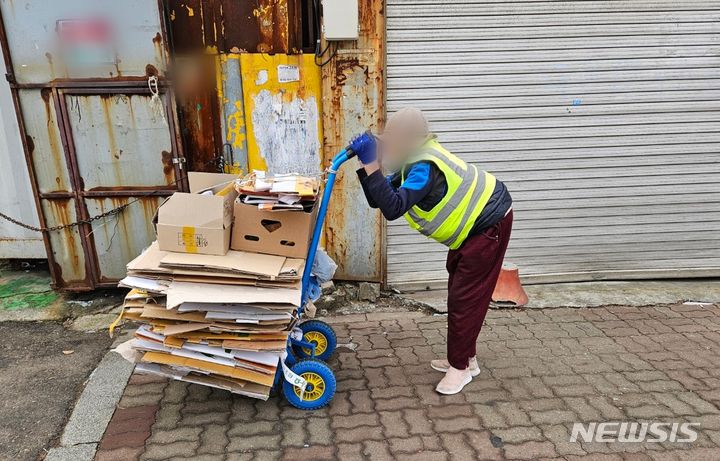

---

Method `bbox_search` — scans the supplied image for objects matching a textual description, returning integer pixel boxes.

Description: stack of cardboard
[116,172,323,400]
[118,243,305,400]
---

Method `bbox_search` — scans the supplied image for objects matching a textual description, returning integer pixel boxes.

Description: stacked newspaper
[117,242,305,400]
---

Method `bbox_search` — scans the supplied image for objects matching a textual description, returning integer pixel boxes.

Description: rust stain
[174,54,220,172]
[334,56,360,87]
[167,0,299,55]
[99,95,123,186]
[109,197,133,262]
[51,261,64,287]
[127,95,137,129]
[166,0,209,53]
[254,0,289,53]
[161,150,175,184]
[152,32,164,67]
[273,0,289,53]
[87,185,176,192]
[45,52,55,79]
[47,200,82,277]
[40,89,69,192]
[145,64,159,77]
[139,196,160,223]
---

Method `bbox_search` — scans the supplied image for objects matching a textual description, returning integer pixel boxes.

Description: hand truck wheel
[282,358,336,410]
[292,320,337,361]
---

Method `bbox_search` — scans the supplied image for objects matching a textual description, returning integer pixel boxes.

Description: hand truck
[276,137,368,410]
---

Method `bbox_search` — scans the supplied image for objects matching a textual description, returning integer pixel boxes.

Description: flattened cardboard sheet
[222,339,287,352]
[140,306,208,323]
[141,351,274,387]
[119,276,169,294]
[177,302,295,313]
[166,281,301,309]
[135,363,272,399]
[160,250,285,278]
[127,241,304,281]
[169,330,289,342]
[162,323,212,336]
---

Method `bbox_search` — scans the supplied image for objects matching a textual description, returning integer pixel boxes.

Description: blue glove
[348,131,377,165]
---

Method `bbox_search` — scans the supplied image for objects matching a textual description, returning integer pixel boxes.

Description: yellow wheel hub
[302,331,328,356]
[294,371,325,401]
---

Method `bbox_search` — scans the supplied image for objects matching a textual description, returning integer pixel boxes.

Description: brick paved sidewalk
[95,304,720,461]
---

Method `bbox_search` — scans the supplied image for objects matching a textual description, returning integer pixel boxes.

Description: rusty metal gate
[0,0,185,290]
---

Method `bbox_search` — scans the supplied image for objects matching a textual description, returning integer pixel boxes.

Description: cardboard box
[156,173,238,255]
[231,201,318,259]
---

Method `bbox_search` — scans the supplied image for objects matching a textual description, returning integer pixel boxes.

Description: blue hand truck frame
[273,147,356,410]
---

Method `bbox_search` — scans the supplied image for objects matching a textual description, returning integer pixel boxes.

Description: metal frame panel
[0,0,186,290]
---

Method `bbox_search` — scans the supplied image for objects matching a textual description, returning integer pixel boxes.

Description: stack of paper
[236,171,320,211]
[118,241,305,400]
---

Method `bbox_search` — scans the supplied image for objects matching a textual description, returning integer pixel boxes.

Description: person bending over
[352,108,513,395]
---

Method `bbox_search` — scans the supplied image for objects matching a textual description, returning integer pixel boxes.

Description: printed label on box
[178,231,208,252]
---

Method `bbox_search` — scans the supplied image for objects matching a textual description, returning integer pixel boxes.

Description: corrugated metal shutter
[385,0,720,290]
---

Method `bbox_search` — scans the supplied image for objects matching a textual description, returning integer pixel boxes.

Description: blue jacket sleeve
[357,163,434,220]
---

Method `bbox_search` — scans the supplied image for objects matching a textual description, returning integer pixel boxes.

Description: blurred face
[378,129,423,172]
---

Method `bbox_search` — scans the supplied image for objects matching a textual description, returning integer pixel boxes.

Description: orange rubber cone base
[492,263,529,306]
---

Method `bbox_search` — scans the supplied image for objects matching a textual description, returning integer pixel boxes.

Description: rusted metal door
[0,0,184,290]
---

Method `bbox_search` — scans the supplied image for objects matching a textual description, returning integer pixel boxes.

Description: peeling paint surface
[240,54,323,173]
[255,70,269,85]
[251,90,320,174]
[218,54,248,173]
[322,0,385,282]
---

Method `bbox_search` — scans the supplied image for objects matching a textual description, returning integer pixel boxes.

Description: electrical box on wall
[321,0,359,41]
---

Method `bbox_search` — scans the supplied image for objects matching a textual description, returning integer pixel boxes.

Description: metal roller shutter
[385,0,720,290]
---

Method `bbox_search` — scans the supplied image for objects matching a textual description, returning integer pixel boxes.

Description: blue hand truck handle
[300,148,354,308]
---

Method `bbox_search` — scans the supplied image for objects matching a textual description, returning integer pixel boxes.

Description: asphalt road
[0,321,112,461]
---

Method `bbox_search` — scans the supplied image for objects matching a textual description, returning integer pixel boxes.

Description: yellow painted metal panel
[239,54,323,174]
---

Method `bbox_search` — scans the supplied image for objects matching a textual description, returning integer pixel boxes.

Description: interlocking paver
[197,424,228,455]
[94,304,719,460]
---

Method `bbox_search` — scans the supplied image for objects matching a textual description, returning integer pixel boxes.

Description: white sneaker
[430,356,481,377]
[435,366,473,395]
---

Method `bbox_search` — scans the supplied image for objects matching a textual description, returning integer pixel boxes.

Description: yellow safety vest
[402,139,496,249]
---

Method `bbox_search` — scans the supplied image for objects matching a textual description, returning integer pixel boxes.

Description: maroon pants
[446,210,513,369]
